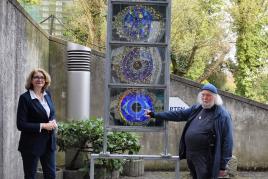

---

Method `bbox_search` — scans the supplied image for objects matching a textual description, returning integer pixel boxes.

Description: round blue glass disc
[119,90,154,123]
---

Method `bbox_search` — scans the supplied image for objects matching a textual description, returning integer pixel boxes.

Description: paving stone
[119,171,268,179]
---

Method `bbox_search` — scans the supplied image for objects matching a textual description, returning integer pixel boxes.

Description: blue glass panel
[110,88,165,126]
[112,4,166,42]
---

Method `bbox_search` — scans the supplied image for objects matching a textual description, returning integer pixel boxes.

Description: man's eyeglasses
[32,76,45,80]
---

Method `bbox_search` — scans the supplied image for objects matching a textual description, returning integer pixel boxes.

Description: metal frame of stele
[90,0,180,178]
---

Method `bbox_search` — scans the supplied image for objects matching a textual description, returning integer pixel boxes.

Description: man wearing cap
[145,83,233,179]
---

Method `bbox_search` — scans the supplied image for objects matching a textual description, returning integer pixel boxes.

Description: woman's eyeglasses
[32,76,45,80]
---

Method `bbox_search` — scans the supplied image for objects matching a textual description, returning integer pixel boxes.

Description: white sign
[169,97,189,111]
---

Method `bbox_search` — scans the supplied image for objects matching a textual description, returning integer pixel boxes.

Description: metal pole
[40,15,52,24]
[90,157,95,179]
[163,121,169,155]
[175,158,180,179]
[49,15,55,35]
[103,128,108,153]
[102,0,112,155]
[89,154,179,178]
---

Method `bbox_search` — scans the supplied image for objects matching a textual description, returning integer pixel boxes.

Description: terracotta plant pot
[94,167,119,179]
[122,159,144,177]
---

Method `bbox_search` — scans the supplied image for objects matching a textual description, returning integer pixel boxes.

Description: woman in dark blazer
[17,68,57,179]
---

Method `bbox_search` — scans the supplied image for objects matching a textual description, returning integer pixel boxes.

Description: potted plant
[56,117,141,179]
[95,131,141,179]
[36,167,63,179]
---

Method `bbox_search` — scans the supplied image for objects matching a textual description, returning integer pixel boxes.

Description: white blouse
[29,90,50,118]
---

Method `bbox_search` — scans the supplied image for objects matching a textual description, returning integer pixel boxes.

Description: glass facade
[20,0,73,36]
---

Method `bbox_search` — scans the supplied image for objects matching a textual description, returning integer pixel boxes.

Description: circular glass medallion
[118,89,154,124]
[111,46,162,84]
[113,5,164,42]
[121,47,153,83]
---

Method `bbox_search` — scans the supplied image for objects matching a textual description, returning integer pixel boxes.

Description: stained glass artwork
[111,46,163,84]
[110,88,164,126]
[113,5,165,42]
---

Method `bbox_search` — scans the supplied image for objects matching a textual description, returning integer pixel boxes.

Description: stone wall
[48,37,67,122]
[0,0,50,178]
[89,50,106,118]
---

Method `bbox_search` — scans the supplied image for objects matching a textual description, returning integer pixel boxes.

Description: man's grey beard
[197,92,223,108]
[202,102,215,109]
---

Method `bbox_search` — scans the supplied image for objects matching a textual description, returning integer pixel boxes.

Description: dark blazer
[17,90,57,156]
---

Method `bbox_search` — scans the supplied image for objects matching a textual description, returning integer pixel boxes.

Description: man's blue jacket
[154,104,233,178]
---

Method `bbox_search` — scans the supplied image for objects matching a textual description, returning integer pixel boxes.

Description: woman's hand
[218,170,228,178]
[49,119,58,129]
[41,120,57,131]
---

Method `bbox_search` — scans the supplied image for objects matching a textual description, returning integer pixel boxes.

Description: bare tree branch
[196,45,230,83]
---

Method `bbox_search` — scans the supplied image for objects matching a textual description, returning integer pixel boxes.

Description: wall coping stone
[49,36,105,58]
[171,75,268,110]
[49,36,67,45]
[91,49,105,58]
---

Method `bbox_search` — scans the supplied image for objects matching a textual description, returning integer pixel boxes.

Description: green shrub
[56,117,141,171]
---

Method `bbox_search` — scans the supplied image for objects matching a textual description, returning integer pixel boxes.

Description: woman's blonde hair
[25,68,51,92]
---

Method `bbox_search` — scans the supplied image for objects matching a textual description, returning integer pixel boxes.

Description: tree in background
[171,0,231,82]
[171,0,268,103]
[18,0,40,4]
[18,0,268,103]
[231,0,268,99]
[253,70,268,103]
[63,0,107,52]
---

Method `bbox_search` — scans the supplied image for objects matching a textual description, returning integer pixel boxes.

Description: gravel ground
[119,171,268,179]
